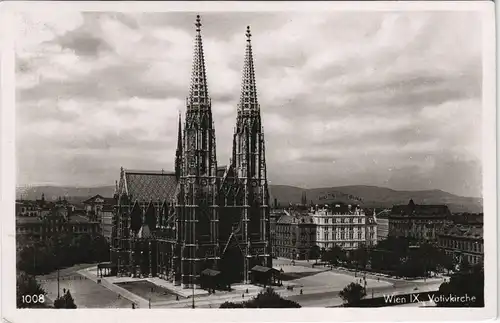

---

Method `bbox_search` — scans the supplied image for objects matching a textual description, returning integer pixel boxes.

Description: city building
[270,209,286,258]
[450,213,483,226]
[437,225,483,265]
[310,203,369,250]
[388,199,451,242]
[275,211,316,260]
[365,212,377,247]
[82,194,115,240]
[374,209,390,242]
[16,194,52,217]
[101,204,114,242]
[82,194,115,221]
[111,17,272,288]
[16,207,99,241]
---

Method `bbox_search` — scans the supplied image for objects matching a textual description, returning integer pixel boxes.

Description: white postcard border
[1,1,497,322]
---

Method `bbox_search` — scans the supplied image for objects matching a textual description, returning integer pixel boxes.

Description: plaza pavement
[79,263,393,308]
[40,261,445,308]
[39,273,135,308]
[80,266,281,308]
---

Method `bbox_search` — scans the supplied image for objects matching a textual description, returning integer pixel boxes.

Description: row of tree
[309,237,456,278]
[220,288,301,308]
[17,232,110,275]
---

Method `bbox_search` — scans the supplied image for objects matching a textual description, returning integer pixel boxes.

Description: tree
[322,245,345,266]
[16,272,46,308]
[349,245,369,271]
[54,290,77,309]
[220,301,245,308]
[17,230,111,276]
[435,263,483,307]
[247,288,301,308]
[458,256,472,273]
[219,288,301,308]
[339,282,366,306]
[308,245,321,263]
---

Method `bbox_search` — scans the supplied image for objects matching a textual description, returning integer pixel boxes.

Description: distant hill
[16,186,115,203]
[269,185,483,213]
[16,184,483,213]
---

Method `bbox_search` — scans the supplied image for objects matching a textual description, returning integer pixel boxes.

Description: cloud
[15,10,484,197]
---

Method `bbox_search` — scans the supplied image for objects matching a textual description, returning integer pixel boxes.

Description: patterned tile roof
[124,169,178,202]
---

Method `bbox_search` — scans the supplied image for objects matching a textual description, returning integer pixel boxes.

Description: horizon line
[15,183,483,200]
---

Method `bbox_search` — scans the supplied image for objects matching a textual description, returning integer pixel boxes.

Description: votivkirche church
[110,16,272,289]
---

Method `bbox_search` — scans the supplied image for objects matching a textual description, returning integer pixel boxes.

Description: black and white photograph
[0,1,496,322]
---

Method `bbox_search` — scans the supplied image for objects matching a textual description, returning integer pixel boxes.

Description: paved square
[293,271,392,290]
[40,277,134,308]
[115,281,177,302]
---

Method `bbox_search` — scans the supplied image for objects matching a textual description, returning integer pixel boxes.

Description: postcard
[0,1,496,322]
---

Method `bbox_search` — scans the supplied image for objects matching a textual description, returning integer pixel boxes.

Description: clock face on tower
[201,179,208,186]
[251,180,258,187]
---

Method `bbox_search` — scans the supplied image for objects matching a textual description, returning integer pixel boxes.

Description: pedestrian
[300,289,303,295]
[176,295,179,301]
[242,293,245,298]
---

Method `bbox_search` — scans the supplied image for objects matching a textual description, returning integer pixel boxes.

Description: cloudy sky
[14,10,483,197]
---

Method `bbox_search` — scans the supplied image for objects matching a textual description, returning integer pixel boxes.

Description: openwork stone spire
[238,26,259,112]
[187,15,211,111]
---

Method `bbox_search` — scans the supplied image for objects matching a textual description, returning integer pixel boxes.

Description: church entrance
[221,243,245,285]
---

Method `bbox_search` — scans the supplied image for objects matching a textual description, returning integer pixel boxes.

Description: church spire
[238,26,259,112]
[175,111,183,180]
[187,15,211,112]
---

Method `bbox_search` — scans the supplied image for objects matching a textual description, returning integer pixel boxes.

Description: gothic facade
[110,16,271,288]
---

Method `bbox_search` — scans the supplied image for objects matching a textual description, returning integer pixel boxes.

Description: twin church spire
[185,15,260,113]
[177,15,264,179]
[187,15,211,111]
[239,26,260,113]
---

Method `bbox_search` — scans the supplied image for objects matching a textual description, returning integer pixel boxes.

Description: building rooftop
[68,214,96,224]
[440,225,483,239]
[82,194,115,205]
[277,214,315,225]
[390,199,450,217]
[120,169,178,202]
